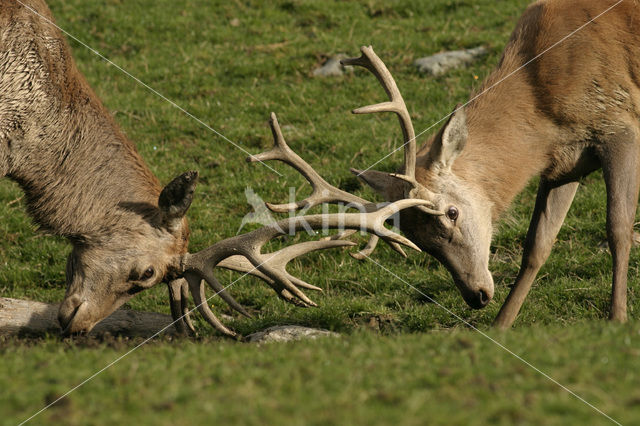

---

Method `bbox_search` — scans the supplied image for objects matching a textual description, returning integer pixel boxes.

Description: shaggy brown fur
[0,1,194,334]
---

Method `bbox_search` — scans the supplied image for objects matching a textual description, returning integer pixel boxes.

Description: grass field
[1,0,639,424]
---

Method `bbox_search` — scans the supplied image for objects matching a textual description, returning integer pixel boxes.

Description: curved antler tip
[270,111,278,121]
[265,201,296,213]
[349,251,366,260]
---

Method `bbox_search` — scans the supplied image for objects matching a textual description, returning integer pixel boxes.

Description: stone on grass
[414,46,488,76]
[245,325,339,343]
[312,54,351,77]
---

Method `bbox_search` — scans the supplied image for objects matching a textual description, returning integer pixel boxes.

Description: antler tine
[219,256,321,291]
[179,279,196,333]
[197,263,252,318]
[247,112,366,212]
[246,253,318,306]
[218,239,357,291]
[319,229,406,259]
[349,235,380,260]
[341,45,416,180]
[184,272,238,338]
[167,279,196,335]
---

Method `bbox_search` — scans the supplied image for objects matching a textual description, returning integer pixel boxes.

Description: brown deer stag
[0,0,429,337]
[336,0,640,327]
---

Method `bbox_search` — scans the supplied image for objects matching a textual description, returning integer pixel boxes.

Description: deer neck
[7,93,161,241]
[0,10,162,242]
[456,86,555,221]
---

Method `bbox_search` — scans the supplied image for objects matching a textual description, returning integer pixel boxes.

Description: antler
[247,112,366,212]
[248,113,421,259]
[167,47,444,338]
[167,278,196,335]
[175,197,431,337]
[341,45,416,178]
[341,46,440,210]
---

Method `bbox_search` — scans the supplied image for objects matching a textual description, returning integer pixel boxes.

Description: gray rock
[312,54,351,77]
[245,325,339,343]
[414,46,488,76]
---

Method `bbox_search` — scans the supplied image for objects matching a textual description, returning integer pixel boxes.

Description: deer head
[57,172,197,335]
[343,46,495,309]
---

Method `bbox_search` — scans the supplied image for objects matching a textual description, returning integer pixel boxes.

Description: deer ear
[350,168,402,201]
[159,171,198,229]
[429,106,468,172]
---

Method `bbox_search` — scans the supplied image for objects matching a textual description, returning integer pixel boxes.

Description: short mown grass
[1,0,639,424]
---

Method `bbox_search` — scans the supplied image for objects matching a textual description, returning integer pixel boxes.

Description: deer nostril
[477,289,490,307]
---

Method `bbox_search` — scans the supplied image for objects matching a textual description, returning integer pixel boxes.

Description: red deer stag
[0,0,428,336]
[336,0,640,327]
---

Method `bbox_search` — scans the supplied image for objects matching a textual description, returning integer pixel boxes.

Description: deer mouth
[59,300,92,336]
[452,272,494,310]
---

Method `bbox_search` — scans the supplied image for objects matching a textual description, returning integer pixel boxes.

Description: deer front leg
[494,179,579,329]
[599,133,640,322]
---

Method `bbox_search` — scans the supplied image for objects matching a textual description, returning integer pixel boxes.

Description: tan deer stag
[0,0,430,337]
[332,0,640,327]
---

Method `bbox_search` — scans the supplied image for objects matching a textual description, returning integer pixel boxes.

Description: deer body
[484,0,640,325]
[0,1,194,334]
[353,0,640,324]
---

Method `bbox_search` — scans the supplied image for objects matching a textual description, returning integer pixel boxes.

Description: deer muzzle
[58,295,91,335]
[453,270,495,310]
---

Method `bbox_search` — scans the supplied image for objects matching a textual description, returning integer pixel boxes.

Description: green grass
[1,0,638,424]
[3,323,640,425]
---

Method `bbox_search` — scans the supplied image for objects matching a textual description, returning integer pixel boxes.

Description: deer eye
[142,267,155,280]
[446,206,459,222]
